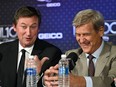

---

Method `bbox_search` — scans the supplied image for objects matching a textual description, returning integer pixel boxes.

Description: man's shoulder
[105,41,116,50]
[35,39,62,51]
[0,39,17,47]
[35,39,58,48]
[104,42,116,57]
[0,40,18,54]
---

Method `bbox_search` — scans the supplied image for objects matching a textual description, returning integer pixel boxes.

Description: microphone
[66,52,78,71]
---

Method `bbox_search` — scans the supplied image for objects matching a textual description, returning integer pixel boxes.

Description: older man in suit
[0,6,62,87]
[43,9,116,87]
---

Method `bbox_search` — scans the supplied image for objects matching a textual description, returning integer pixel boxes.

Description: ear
[99,26,104,37]
[12,24,16,32]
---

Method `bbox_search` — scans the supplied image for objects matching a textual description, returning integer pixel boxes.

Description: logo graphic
[37,0,61,7]
[0,25,17,44]
[104,21,116,34]
[38,32,63,39]
[37,0,52,2]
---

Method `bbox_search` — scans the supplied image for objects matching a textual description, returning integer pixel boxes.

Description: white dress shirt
[17,42,34,70]
[17,42,42,83]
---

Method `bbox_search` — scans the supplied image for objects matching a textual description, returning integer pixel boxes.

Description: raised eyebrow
[20,23,26,25]
[31,23,38,26]
[20,23,38,26]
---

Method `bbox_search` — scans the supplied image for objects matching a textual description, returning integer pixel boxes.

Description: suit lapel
[95,42,111,76]
[78,52,88,76]
[31,39,42,59]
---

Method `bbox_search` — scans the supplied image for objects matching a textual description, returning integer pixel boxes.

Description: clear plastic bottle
[114,78,116,87]
[26,55,37,87]
[58,54,70,87]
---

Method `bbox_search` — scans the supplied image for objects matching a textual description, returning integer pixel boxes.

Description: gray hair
[73,9,104,31]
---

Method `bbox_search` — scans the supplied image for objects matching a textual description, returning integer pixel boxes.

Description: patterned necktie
[17,49,26,87]
[88,54,95,76]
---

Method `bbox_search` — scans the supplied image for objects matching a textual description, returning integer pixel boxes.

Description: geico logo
[0,26,17,38]
[46,2,61,7]
[37,0,52,2]
[38,32,63,39]
[105,22,116,34]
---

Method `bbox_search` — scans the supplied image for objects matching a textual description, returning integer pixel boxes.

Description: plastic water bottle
[58,54,70,87]
[26,55,37,87]
[114,79,116,87]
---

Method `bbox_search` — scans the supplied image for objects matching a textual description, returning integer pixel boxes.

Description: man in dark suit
[0,6,62,87]
[43,9,116,87]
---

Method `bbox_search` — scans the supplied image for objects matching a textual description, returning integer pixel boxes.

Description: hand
[70,73,86,87]
[114,78,116,81]
[34,55,49,74]
[43,64,59,87]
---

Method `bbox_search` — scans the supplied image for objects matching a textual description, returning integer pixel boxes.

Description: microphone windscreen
[66,52,78,71]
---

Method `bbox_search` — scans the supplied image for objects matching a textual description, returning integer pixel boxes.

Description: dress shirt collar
[86,40,104,59]
[18,42,34,55]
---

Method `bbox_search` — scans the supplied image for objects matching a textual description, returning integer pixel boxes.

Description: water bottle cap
[61,54,66,59]
[29,55,34,59]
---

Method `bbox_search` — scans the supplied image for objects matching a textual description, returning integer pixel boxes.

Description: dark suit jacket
[65,42,116,87]
[0,39,62,87]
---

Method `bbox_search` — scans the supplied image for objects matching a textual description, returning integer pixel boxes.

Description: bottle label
[59,66,69,75]
[26,68,36,75]
[65,67,69,75]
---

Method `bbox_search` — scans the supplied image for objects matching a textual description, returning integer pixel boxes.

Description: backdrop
[0,0,116,52]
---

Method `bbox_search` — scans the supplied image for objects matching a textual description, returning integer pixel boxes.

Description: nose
[77,36,86,43]
[26,28,31,36]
